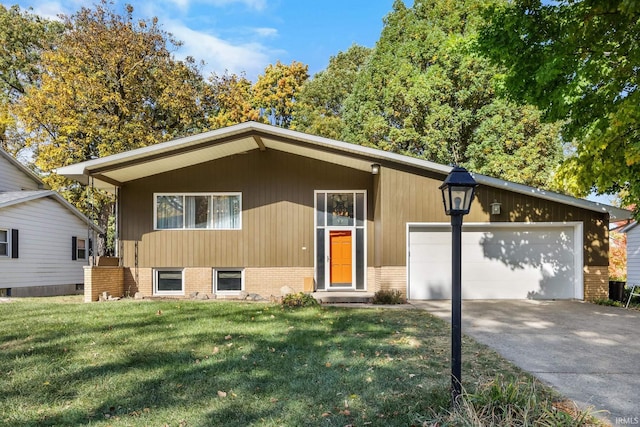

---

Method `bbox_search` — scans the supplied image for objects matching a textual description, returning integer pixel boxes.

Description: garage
[407,223,583,300]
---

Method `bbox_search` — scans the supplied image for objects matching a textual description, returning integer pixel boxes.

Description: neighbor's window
[215,269,243,293]
[154,269,184,295]
[76,238,87,260]
[0,230,8,257]
[155,193,241,230]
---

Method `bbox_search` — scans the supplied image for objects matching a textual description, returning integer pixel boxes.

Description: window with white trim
[214,269,244,293]
[0,229,8,257]
[154,269,184,295]
[1,229,18,259]
[72,236,86,260]
[77,238,86,260]
[155,193,241,230]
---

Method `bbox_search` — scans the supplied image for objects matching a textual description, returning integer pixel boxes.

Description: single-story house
[56,121,631,301]
[0,148,103,297]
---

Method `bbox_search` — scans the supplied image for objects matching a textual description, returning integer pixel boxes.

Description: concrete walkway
[410,300,640,425]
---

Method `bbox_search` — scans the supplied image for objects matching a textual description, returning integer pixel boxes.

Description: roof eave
[53,121,632,221]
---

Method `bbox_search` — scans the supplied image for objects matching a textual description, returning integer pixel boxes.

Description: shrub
[281,292,318,307]
[592,298,624,307]
[372,289,406,304]
[443,376,598,426]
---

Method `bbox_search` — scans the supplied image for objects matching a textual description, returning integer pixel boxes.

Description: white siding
[0,196,90,288]
[627,226,640,284]
[0,153,40,192]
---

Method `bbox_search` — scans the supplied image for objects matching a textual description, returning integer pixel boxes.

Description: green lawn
[0,297,592,426]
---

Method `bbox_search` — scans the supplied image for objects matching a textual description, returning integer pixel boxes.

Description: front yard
[0,297,596,426]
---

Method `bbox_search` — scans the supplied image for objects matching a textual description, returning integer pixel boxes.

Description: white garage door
[407,224,582,300]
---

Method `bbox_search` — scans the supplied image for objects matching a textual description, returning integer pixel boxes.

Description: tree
[609,230,627,281]
[253,60,309,128]
[208,72,261,129]
[14,1,212,252]
[340,0,563,189]
[477,0,640,210]
[0,5,62,153]
[292,44,371,139]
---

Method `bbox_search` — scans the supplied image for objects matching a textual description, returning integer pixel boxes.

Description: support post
[451,213,463,405]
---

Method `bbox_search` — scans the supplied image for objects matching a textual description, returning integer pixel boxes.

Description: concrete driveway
[411,300,640,424]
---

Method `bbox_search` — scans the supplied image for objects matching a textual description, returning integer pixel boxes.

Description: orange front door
[330,230,352,286]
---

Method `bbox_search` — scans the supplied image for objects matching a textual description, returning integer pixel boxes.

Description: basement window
[154,269,184,296]
[214,269,243,293]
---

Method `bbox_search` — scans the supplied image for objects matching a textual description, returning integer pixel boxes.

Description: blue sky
[2,0,398,81]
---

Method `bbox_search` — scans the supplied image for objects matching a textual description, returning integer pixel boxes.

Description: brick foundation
[583,265,609,301]
[374,266,407,297]
[121,266,316,299]
[85,263,599,301]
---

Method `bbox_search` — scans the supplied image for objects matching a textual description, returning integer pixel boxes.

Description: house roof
[622,221,638,233]
[0,149,47,189]
[55,121,632,221]
[0,190,104,233]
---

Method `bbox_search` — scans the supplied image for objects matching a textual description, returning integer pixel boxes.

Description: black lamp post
[439,166,477,406]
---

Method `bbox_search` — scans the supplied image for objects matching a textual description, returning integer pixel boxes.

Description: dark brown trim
[92,173,123,187]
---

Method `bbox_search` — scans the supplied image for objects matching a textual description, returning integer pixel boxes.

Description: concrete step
[312,291,374,304]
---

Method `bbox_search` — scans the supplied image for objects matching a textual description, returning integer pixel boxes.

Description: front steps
[312,291,374,304]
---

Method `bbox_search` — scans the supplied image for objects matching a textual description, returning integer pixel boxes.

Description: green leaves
[341,0,562,188]
[478,0,640,210]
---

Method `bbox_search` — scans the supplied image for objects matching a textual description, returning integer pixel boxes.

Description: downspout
[115,185,121,261]
[88,176,95,266]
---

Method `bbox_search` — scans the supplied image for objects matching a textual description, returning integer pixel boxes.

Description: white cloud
[253,27,277,37]
[5,0,65,20]
[166,21,276,79]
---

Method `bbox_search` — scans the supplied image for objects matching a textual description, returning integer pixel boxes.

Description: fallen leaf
[225,335,232,340]
[325,362,332,368]
[321,412,331,417]
[156,310,162,315]
[212,346,219,354]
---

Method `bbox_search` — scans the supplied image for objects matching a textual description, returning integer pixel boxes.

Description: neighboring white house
[623,221,640,285]
[0,149,102,297]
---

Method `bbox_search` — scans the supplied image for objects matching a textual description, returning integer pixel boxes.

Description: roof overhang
[55,121,633,221]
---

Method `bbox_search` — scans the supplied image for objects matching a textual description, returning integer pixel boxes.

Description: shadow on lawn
[1,302,497,426]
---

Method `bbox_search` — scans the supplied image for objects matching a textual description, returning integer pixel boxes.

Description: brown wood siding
[120,149,374,269]
[377,166,609,267]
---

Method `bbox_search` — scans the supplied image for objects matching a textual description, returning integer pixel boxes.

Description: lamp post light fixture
[439,166,478,406]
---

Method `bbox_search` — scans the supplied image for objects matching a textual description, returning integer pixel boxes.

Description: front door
[315,191,366,291]
[329,230,353,287]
